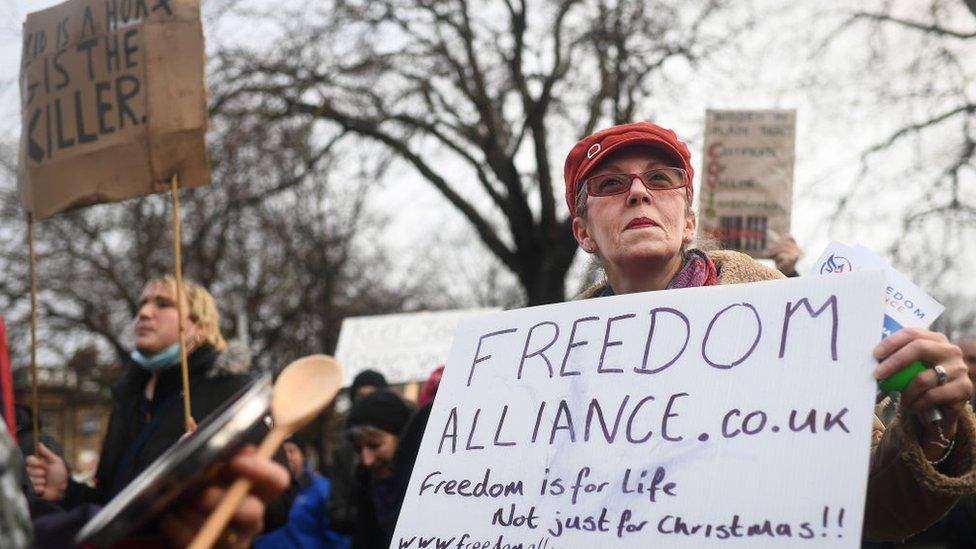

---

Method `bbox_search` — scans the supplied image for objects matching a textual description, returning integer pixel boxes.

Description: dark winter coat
[63,343,253,508]
[57,342,294,535]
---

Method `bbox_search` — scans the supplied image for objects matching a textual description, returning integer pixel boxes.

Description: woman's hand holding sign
[874,327,972,461]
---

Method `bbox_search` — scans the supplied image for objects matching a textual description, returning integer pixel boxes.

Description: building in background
[13,354,115,476]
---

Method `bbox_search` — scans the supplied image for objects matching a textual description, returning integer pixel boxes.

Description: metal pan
[75,374,273,546]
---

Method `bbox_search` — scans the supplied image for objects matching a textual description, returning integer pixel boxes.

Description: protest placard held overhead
[700,109,796,257]
[18,0,209,220]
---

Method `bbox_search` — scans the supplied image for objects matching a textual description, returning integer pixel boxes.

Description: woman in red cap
[162,122,976,546]
[564,121,975,542]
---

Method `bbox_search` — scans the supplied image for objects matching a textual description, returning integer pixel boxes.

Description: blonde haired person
[26,276,255,513]
[155,274,228,352]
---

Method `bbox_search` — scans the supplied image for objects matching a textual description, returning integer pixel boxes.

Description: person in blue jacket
[254,434,350,549]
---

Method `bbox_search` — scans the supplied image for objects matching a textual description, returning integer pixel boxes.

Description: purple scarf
[593,249,717,297]
[666,249,718,289]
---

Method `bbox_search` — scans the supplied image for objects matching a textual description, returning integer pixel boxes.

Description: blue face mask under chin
[131,343,181,371]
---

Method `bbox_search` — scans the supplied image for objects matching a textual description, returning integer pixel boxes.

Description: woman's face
[283,441,305,479]
[572,145,695,274]
[351,427,399,479]
[133,281,200,355]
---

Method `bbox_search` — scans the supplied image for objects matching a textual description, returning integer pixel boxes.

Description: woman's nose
[360,449,375,468]
[626,175,651,204]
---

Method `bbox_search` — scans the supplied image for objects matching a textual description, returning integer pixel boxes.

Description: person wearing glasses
[162,121,975,546]
[566,121,974,542]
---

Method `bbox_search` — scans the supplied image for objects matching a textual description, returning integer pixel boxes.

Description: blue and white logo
[819,253,852,275]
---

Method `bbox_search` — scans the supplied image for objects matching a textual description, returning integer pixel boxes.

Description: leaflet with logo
[808,241,944,333]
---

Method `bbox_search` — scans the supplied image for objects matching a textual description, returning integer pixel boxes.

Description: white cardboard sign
[393,273,884,548]
[336,308,499,385]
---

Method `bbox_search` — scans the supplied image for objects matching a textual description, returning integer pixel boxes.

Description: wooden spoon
[189,354,342,549]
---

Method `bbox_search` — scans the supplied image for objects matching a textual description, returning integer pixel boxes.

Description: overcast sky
[2,0,973,299]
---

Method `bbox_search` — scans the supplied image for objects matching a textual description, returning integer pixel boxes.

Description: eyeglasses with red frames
[583,167,689,197]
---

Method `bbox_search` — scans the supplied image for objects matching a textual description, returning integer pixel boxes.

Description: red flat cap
[563,121,694,218]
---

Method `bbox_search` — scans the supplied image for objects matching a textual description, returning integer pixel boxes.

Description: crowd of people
[2,121,974,548]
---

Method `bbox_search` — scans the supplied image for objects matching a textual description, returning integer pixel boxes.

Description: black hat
[346,390,413,437]
[351,369,388,399]
[285,433,308,453]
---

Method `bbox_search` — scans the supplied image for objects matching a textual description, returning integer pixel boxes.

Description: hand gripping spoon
[189,355,342,549]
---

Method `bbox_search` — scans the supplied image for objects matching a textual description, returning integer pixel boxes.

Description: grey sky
[2,0,974,307]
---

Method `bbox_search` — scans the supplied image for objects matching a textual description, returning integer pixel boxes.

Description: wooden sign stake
[170,174,194,433]
[26,214,40,454]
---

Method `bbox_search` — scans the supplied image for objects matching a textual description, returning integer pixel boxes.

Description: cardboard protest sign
[700,110,796,257]
[18,0,209,220]
[393,272,884,548]
[335,308,500,386]
[809,242,944,336]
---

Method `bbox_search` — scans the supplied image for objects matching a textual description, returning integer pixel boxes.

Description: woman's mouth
[625,217,658,230]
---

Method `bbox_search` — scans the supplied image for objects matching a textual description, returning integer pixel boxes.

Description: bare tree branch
[852,11,976,39]
[862,103,975,159]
